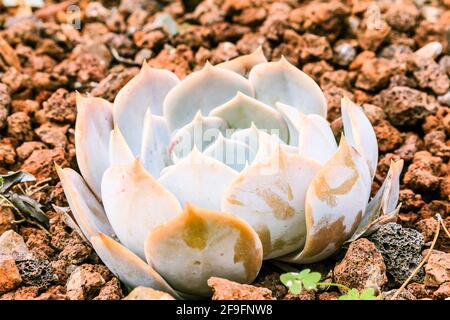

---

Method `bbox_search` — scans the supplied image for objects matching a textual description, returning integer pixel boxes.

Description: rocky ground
[0,0,449,300]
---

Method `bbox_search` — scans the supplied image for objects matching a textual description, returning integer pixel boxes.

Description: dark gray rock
[16,259,58,289]
[369,223,424,285]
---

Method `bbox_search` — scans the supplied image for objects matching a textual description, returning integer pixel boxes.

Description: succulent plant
[57,48,403,298]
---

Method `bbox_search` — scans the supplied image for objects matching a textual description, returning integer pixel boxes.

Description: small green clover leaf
[302,272,321,290]
[281,269,379,300]
[280,269,322,294]
[289,280,302,295]
[339,288,361,300]
[280,273,302,294]
[339,288,377,300]
[360,288,377,300]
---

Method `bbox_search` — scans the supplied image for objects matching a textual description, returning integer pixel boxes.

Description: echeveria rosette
[57,48,404,298]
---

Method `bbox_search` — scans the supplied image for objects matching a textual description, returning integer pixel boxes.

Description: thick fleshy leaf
[275,102,302,146]
[298,114,337,165]
[114,62,180,155]
[252,130,286,164]
[222,146,321,259]
[141,110,171,177]
[216,47,267,77]
[56,166,114,240]
[209,92,289,143]
[168,111,227,162]
[101,159,181,259]
[375,159,403,215]
[280,137,371,263]
[159,148,238,211]
[163,62,254,131]
[341,97,378,179]
[230,122,260,152]
[346,160,404,243]
[203,133,256,172]
[144,203,263,297]
[91,233,186,299]
[248,57,327,118]
[109,126,134,166]
[75,94,113,199]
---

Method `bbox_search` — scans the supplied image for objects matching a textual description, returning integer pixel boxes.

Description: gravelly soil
[0,0,449,300]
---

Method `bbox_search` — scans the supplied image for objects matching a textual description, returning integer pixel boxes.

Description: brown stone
[0,140,16,166]
[6,112,33,143]
[284,290,316,300]
[0,230,34,261]
[394,133,424,162]
[399,189,425,212]
[320,70,352,90]
[0,258,22,295]
[418,201,450,220]
[66,265,106,300]
[209,42,239,65]
[424,130,450,158]
[0,83,10,129]
[57,238,92,265]
[318,291,340,300]
[424,250,450,287]
[93,278,123,300]
[349,51,375,70]
[409,54,449,95]
[434,282,450,299]
[208,277,275,300]
[148,45,193,79]
[0,207,14,236]
[35,285,68,300]
[35,123,69,149]
[302,60,333,83]
[373,120,403,153]
[355,58,395,91]
[43,89,77,124]
[356,18,391,51]
[289,1,349,41]
[123,286,174,300]
[54,53,106,85]
[0,285,39,300]
[407,283,434,299]
[212,23,253,45]
[233,7,267,27]
[16,141,47,161]
[385,3,419,32]
[441,175,450,201]
[91,66,139,102]
[415,218,439,243]
[334,238,387,292]
[21,148,68,181]
[377,86,439,127]
[20,227,54,260]
[403,151,443,192]
[133,29,167,51]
